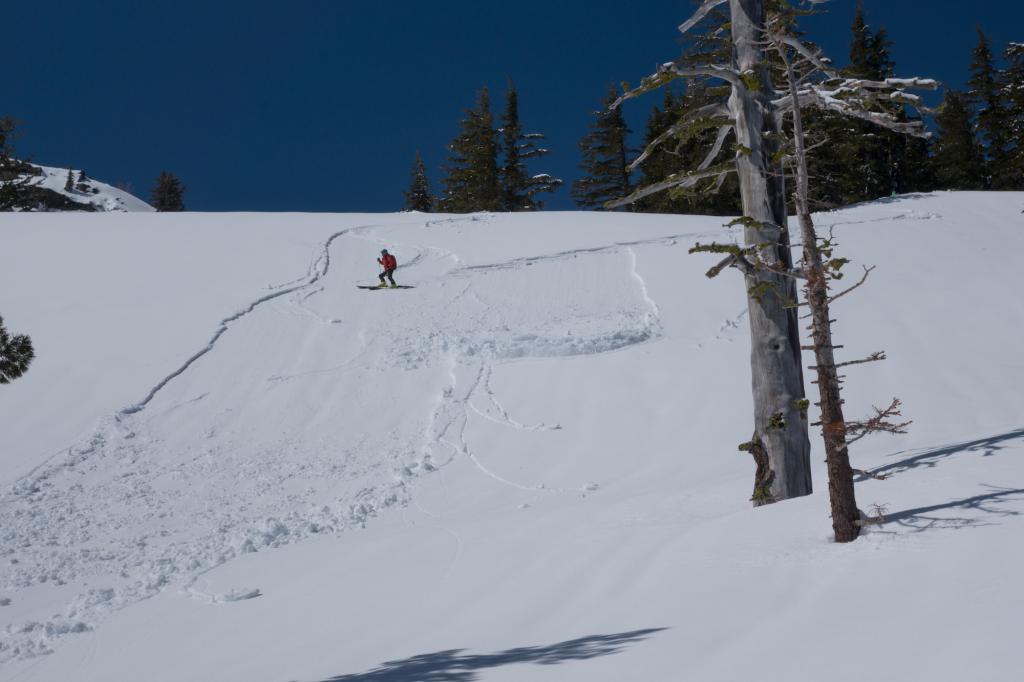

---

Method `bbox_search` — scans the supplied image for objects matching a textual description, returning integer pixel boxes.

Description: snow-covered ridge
[8,163,152,212]
[0,195,1022,681]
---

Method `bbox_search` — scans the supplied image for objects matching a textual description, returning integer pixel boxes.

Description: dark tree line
[932,30,1024,191]
[403,82,562,213]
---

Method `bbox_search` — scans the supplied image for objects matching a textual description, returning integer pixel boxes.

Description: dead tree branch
[809,351,886,370]
[846,398,912,445]
[679,0,728,36]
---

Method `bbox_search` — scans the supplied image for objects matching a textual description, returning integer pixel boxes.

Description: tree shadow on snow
[301,628,667,682]
[877,485,1024,533]
[855,427,1024,482]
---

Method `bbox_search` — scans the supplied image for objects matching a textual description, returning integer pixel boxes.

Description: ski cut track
[120,225,379,416]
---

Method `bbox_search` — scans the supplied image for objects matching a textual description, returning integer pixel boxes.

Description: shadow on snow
[856,427,1024,482]
[878,485,1024,533]
[300,628,667,682]
[857,428,1024,533]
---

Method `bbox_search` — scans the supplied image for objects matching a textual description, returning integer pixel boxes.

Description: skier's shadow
[301,627,667,682]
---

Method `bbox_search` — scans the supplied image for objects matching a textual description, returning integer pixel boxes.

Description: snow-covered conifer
[499,81,562,211]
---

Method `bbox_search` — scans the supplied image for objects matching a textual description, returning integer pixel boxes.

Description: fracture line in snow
[627,246,662,333]
[119,225,378,416]
[451,230,712,274]
[820,208,942,231]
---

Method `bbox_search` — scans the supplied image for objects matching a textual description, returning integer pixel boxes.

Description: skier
[377,249,398,288]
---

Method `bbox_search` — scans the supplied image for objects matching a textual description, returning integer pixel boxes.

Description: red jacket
[378,253,397,270]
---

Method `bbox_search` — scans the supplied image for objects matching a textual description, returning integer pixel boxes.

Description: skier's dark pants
[379,268,396,285]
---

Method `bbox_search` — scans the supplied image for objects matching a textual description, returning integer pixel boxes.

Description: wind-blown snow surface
[0,194,1022,681]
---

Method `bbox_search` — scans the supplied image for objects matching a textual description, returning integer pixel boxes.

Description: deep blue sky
[7,1,1020,211]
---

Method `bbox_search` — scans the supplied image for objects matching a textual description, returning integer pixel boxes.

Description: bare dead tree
[611,0,814,507]
[606,1,933,531]
[764,1,927,541]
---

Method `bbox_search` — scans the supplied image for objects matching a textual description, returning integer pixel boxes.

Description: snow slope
[14,163,152,212]
[0,193,1022,681]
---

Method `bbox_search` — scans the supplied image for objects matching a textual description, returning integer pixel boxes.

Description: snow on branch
[773,33,939,127]
[884,77,940,89]
[799,88,930,137]
[678,0,727,36]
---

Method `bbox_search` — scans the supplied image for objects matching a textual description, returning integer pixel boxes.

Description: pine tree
[968,29,1013,189]
[0,119,34,211]
[499,81,562,211]
[440,87,501,213]
[0,118,15,160]
[403,151,434,212]
[65,168,74,192]
[932,90,987,190]
[847,3,893,81]
[0,315,34,384]
[150,171,186,211]
[899,128,936,193]
[1004,43,1024,189]
[78,169,87,183]
[571,86,632,210]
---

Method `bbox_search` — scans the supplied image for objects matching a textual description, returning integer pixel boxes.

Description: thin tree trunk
[729,0,812,504]
[780,39,860,541]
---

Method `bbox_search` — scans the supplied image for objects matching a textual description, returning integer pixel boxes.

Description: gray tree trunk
[728,0,812,504]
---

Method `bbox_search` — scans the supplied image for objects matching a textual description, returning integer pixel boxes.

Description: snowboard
[357,285,415,290]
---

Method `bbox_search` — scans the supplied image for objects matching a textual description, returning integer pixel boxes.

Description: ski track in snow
[0,216,688,663]
[119,226,374,416]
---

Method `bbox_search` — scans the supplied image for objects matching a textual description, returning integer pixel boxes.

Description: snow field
[1,194,1022,680]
